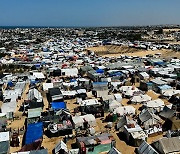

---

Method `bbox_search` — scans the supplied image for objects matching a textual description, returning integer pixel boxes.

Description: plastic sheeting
[25,122,43,145]
[51,102,66,110]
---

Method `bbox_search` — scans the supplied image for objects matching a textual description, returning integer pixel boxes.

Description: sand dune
[88,45,180,58]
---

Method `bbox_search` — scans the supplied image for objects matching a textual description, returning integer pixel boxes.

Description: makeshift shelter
[80,99,100,106]
[101,95,115,111]
[114,94,122,103]
[151,78,167,92]
[0,113,7,129]
[32,72,45,79]
[72,114,96,129]
[53,140,68,154]
[19,140,42,152]
[0,141,9,154]
[109,100,122,112]
[130,94,151,104]
[80,99,104,117]
[116,116,133,131]
[25,122,43,145]
[139,81,153,91]
[76,133,115,154]
[43,83,53,91]
[1,101,17,114]
[48,88,63,102]
[123,124,147,146]
[113,106,136,116]
[61,68,78,77]
[162,89,180,98]
[75,88,87,99]
[27,108,42,124]
[24,100,44,110]
[137,140,158,154]
[72,116,85,129]
[144,99,165,112]
[120,86,140,98]
[108,147,122,154]
[152,137,180,154]
[94,89,109,98]
[159,106,175,119]
[61,90,77,98]
[27,88,43,103]
[80,65,94,76]
[81,114,96,127]
[138,72,149,80]
[158,85,172,94]
[139,109,162,130]
[51,102,66,110]
[92,82,108,91]
[0,131,9,142]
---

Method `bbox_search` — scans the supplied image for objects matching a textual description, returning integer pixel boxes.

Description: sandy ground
[88,45,180,59]
[9,83,29,153]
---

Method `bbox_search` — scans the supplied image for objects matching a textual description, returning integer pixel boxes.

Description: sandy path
[9,83,29,153]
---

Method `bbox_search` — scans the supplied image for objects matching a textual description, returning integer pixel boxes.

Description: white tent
[28,88,43,102]
[61,68,78,77]
[72,114,96,128]
[72,116,84,128]
[113,106,136,115]
[0,131,9,142]
[43,83,53,91]
[144,99,164,111]
[114,94,122,103]
[109,100,122,112]
[131,94,151,103]
[1,102,17,114]
[162,89,180,97]
[32,72,45,79]
[82,114,96,127]
[61,90,77,96]
[120,86,139,97]
[80,99,101,106]
[139,72,149,80]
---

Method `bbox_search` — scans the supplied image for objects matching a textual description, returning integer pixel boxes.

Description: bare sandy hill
[87,45,180,58]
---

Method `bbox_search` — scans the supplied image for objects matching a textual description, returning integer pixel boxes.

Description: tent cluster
[0,29,180,153]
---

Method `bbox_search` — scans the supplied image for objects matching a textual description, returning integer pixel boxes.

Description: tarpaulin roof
[109,72,123,77]
[25,122,43,145]
[0,141,9,154]
[28,108,42,119]
[0,132,9,142]
[30,149,48,154]
[96,69,104,74]
[51,102,66,110]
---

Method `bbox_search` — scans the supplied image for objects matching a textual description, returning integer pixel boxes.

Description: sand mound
[88,45,180,58]
[88,45,141,55]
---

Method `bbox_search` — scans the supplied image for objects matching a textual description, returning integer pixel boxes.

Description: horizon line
[0,24,180,29]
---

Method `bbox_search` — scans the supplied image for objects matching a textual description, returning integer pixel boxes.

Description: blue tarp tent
[34,64,41,68]
[154,61,165,66]
[7,81,13,87]
[93,82,107,85]
[109,72,123,77]
[25,122,43,145]
[51,102,66,110]
[42,47,48,52]
[96,69,104,74]
[158,85,172,90]
[70,79,76,82]
[30,80,39,85]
